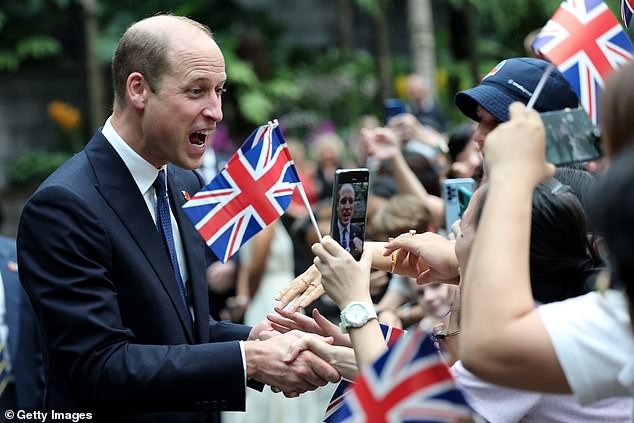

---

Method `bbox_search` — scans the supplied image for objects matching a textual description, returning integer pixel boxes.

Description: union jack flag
[325,324,406,422]
[532,0,634,125]
[183,121,300,263]
[622,0,634,28]
[325,326,473,423]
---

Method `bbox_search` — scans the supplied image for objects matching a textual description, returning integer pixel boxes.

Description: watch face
[346,303,368,326]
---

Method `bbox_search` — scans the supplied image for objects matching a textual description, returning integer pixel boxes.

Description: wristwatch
[339,301,377,333]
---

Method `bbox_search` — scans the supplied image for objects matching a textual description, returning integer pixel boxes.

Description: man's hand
[284,336,358,381]
[244,330,341,397]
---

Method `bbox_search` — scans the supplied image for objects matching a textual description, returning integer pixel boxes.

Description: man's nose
[202,93,223,122]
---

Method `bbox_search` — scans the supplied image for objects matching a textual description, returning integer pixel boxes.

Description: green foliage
[9,151,71,187]
[0,2,69,71]
[275,48,380,138]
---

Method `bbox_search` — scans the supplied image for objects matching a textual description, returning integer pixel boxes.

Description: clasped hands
[245,319,341,398]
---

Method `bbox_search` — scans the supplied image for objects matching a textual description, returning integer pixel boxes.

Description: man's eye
[189,88,203,95]
[216,87,227,97]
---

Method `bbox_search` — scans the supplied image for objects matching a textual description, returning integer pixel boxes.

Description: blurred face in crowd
[415,282,452,318]
[131,19,226,170]
[472,105,500,151]
[455,139,482,176]
[337,184,355,226]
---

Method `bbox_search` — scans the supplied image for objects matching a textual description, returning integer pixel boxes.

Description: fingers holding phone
[311,236,373,308]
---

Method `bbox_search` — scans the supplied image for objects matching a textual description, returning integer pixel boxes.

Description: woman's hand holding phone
[311,236,373,309]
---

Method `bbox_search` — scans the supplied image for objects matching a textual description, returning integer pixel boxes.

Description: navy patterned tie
[154,170,189,311]
[342,228,349,251]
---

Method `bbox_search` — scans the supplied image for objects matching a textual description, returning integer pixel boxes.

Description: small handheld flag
[532,0,633,125]
[183,121,300,263]
[325,325,474,423]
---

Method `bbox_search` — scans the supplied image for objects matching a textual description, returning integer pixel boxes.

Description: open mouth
[188,130,211,148]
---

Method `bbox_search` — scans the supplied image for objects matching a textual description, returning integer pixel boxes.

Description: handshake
[243,313,346,398]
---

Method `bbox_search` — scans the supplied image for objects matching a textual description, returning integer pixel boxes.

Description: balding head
[111,14,214,110]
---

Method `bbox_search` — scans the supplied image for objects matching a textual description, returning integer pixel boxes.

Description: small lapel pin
[181,191,191,201]
[7,261,17,272]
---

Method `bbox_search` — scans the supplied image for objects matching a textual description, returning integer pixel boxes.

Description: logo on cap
[482,60,507,80]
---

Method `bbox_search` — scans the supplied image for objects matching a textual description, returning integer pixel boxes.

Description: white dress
[223,221,336,423]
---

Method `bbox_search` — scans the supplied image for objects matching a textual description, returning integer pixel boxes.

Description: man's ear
[127,72,148,110]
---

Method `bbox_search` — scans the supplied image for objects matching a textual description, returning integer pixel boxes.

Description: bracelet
[390,251,396,273]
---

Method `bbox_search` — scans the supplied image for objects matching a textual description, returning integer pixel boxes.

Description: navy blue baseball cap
[454,57,579,123]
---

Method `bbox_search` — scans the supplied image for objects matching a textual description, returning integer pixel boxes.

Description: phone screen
[540,108,602,166]
[443,178,476,232]
[384,98,406,123]
[457,186,473,217]
[330,168,370,261]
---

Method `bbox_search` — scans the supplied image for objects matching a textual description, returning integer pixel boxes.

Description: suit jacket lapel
[167,167,209,344]
[85,134,194,342]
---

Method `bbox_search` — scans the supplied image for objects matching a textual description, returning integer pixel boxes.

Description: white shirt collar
[101,117,165,195]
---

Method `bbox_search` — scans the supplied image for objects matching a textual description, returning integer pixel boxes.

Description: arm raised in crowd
[459,102,569,393]
[362,125,445,228]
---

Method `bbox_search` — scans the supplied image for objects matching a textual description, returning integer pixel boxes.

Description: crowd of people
[8,11,634,423]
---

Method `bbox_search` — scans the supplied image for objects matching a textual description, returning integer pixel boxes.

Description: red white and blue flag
[325,325,473,423]
[183,121,300,263]
[622,0,634,28]
[325,324,406,422]
[532,0,633,125]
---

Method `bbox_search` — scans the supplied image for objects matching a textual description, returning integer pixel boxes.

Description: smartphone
[443,178,476,232]
[330,168,370,261]
[384,98,406,123]
[540,108,602,166]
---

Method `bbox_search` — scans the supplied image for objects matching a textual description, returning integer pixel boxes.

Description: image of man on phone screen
[332,183,364,260]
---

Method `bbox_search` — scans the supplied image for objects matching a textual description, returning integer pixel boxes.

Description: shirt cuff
[239,340,247,386]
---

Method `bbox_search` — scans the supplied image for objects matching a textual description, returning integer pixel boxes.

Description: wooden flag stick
[526,63,555,111]
[297,182,323,243]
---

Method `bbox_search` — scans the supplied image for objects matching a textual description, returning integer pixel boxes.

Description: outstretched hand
[267,307,352,348]
[275,264,324,312]
[384,231,460,285]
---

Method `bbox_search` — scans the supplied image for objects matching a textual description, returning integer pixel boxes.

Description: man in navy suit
[331,183,364,260]
[17,15,338,422]
[0,230,45,411]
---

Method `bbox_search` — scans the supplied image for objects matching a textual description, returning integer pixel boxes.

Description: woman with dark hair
[446,180,630,422]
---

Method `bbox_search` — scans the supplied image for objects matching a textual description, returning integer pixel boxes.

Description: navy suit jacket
[17,131,252,422]
[331,223,364,260]
[0,236,45,409]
